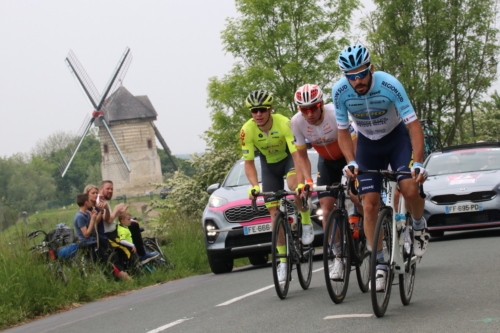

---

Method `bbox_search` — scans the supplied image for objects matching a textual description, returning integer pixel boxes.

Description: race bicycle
[312,174,371,304]
[357,169,425,317]
[251,189,313,299]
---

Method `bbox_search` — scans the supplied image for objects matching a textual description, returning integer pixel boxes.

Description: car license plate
[445,203,483,214]
[243,223,272,235]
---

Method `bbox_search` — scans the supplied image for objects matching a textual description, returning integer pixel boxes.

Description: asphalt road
[7,228,500,333]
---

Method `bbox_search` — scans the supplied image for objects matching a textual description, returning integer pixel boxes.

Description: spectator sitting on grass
[117,210,159,265]
[74,193,131,281]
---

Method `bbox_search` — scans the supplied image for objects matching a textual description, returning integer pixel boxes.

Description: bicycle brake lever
[251,190,259,213]
[414,168,426,199]
[301,185,310,210]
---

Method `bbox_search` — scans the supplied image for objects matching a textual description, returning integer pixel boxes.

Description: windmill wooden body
[61,47,176,195]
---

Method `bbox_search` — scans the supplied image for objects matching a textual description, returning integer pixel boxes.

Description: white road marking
[324,314,373,320]
[313,267,324,273]
[216,285,275,306]
[146,317,194,332]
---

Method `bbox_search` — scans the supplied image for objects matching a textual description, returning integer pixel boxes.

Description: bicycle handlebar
[251,189,298,213]
[357,169,426,199]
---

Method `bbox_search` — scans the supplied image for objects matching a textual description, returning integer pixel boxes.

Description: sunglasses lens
[346,68,370,81]
[251,108,268,114]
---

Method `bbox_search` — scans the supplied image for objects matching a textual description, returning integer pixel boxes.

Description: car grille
[225,230,272,248]
[224,202,295,223]
[430,191,497,205]
[428,209,500,227]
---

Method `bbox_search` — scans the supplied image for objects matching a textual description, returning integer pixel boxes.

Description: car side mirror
[207,183,220,194]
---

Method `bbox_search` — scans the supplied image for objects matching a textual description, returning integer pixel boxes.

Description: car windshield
[426,147,500,176]
[223,151,320,187]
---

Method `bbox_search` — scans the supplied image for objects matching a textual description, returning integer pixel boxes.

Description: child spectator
[117,211,158,264]
[74,193,131,281]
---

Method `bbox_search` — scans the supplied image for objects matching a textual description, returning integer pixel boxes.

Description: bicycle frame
[381,177,418,274]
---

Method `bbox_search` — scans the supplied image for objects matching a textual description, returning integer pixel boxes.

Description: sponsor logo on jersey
[242,150,249,154]
[381,81,404,102]
[258,133,263,138]
[352,108,388,120]
[400,104,410,111]
[369,99,387,105]
[404,114,417,122]
[369,90,381,96]
[361,185,374,190]
[240,130,245,145]
[271,131,279,135]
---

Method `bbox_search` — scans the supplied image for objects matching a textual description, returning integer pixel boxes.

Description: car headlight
[208,195,228,208]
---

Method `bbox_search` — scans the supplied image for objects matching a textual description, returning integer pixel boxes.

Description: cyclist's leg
[316,155,339,228]
[388,129,428,256]
[260,157,286,260]
[285,157,313,245]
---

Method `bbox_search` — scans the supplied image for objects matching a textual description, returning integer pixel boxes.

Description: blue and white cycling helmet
[338,45,371,72]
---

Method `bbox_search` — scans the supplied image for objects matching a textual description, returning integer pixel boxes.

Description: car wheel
[429,230,444,238]
[208,255,233,274]
[248,254,268,266]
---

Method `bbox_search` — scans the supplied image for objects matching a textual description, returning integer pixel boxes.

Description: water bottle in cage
[381,189,387,203]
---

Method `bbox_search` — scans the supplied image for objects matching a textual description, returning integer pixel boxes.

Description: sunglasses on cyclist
[250,106,271,114]
[299,102,321,113]
[345,67,371,81]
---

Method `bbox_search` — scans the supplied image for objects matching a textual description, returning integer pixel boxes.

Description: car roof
[440,141,500,153]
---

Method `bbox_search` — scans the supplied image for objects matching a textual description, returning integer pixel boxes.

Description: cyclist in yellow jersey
[241,90,312,282]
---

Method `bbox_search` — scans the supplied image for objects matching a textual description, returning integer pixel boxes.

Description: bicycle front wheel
[271,212,291,299]
[323,209,351,304]
[399,213,416,305]
[297,223,313,290]
[370,208,394,317]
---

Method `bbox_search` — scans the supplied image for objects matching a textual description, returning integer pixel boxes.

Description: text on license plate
[445,204,483,214]
[244,223,272,235]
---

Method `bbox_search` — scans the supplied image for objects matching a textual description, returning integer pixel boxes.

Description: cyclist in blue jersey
[332,45,430,291]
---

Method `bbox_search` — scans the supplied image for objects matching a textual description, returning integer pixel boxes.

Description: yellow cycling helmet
[245,90,273,108]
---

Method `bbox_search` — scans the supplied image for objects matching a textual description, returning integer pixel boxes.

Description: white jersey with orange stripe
[291,103,356,160]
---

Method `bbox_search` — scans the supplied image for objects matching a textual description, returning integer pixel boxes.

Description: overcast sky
[0,1,497,158]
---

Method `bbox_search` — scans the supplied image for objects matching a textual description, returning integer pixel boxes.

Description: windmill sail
[61,48,133,177]
[150,121,178,171]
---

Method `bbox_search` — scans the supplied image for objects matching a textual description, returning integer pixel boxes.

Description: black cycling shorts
[316,156,347,199]
[356,121,413,195]
[260,154,295,205]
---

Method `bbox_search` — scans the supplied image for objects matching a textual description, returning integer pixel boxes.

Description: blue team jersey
[332,71,417,140]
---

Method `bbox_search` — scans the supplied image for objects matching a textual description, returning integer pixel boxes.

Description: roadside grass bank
[0,206,249,330]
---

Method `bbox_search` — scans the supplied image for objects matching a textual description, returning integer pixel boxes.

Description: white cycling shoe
[278,262,288,282]
[301,224,314,245]
[330,258,344,280]
[413,218,430,257]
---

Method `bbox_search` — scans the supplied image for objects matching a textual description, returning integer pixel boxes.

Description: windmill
[60,47,177,190]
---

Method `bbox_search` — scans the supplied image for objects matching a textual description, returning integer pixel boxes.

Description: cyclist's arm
[407,120,424,164]
[338,128,356,163]
[295,148,311,182]
[244,159,259,188]
[291,150,305,185]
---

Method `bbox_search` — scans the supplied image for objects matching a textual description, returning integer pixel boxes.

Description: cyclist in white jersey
[291,84,363,279]
[333,45,429,291]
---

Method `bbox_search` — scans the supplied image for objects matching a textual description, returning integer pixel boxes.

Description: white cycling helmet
[294,84,324,107]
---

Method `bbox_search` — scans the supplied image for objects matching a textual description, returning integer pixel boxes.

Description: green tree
[362,0,499,146]
[157,149,196,178]
[205,0,360,150]
[151,147,240,215]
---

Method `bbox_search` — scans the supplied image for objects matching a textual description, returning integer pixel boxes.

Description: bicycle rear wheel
[144,239,174,270]
[370,208,394,317]
[271,212,291,299]
[399,213,416,305]
[297,222,313,290]
[323,209,351,304]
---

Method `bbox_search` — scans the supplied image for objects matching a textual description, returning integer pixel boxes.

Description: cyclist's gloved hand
[411,162,428,180]
[248,185,260,199]
[342,161,358,177]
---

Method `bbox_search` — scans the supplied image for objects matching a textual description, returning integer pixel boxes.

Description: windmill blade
[99,120,130,180]
[150,122,178,171]
[97,47,132,111]
[59,115,95,177]
[65,50,100,110]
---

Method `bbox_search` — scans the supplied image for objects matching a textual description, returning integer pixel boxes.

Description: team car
[202,149,324,274]
[423,142,500,237]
